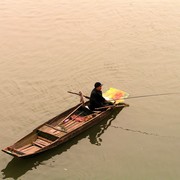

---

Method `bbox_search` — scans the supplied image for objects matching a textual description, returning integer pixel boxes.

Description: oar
[95,104,129,110]
[67,91,115,102]
[79,91,85,106]
[58,104,82,126]
[67,91,90,99]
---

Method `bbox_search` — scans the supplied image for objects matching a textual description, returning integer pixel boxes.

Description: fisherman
[89,82,110,111]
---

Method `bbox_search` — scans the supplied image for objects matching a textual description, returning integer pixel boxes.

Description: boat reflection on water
[88,108,122,146]
[1,108,123,179]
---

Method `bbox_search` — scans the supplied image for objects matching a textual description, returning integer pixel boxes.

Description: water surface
[0,0,180,179]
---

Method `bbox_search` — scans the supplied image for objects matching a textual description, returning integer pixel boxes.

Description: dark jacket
[89,88,106,111]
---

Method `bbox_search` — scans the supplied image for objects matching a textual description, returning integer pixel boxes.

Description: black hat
[94,82,103,88]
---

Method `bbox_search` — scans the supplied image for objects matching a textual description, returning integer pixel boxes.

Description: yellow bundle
[103,87,129,104]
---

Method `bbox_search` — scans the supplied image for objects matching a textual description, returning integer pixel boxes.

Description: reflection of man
[89,82,107,111]
[88,108,122,146]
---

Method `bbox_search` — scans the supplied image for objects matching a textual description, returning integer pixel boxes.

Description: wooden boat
[2,100,129,158]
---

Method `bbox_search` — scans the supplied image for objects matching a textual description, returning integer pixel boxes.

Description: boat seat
[45,124,67,133]
[37,129,59,141]
[38,124,67,138]
[33,141,45,148]
[37,136,52,144]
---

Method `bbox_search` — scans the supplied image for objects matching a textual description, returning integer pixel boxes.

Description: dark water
[0,0,180,179]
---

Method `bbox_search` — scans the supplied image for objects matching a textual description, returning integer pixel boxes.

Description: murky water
[0,0,180,179]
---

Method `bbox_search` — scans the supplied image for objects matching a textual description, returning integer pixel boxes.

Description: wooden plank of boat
[2,101,129,158]
[36,136,53,146]
[20,145,40,154]
[38,124,66,136]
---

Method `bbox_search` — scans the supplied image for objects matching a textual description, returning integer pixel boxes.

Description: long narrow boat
[2,100,128,158]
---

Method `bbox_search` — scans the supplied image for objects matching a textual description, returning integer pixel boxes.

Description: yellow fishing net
[103,87,129,104]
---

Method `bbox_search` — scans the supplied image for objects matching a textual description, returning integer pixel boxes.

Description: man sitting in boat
[89,82,110,111]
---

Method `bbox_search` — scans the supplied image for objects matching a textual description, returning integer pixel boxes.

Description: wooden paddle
[67,91,114,102]
[79,91,85,106]
[67,91,90,99]
[57,104,82,126]
[95,103,129,110]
